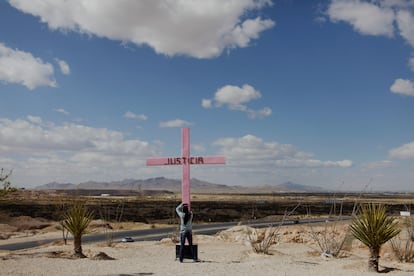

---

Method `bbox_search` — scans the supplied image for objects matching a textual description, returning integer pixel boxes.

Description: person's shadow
[115,273,154,276]
[378,266,398,273]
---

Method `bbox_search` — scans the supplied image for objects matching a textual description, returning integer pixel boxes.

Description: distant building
[400,211,411,217]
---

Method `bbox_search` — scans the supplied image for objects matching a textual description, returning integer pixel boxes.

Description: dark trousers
[179,230,195,261]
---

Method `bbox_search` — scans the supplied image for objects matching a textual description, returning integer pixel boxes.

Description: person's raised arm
[176,203,183,215]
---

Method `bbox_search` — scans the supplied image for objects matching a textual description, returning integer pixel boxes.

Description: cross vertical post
[181,128,190,206]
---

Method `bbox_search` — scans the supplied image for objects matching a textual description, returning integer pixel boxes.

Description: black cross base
[175,244,198,260]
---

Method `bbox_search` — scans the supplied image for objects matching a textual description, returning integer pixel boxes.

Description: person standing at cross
[147,128,225,261]
[176,202,197,262]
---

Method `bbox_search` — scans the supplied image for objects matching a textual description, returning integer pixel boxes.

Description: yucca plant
[350,203,400,272]
[61,202,94,258]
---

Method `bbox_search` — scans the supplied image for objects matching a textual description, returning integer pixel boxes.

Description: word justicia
[164,157,205,165]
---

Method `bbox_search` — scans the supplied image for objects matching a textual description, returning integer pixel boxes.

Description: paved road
[0,217,349,251]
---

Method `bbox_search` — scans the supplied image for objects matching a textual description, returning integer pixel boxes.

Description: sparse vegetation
[249,224,281,254]
[249,203,300,254]
[55,201,70,245]
[350,203,401,272]
[390,216,414,263]
[98,201,125,246]
[0,168,16,196]
[169,227,180,243]
[61,202,94,258]
[309,221,353,258]
[308,198,353,258]
[2,189,414,275]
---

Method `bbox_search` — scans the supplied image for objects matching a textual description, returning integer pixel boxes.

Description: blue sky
[1,0,414,191]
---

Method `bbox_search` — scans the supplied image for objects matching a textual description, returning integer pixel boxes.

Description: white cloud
[0,117,155,155]
[326,1,414,97]
[214,134,352,168]
[327,0,395,37]
[389,141,414,159]
[362,160,395,170]
[55,58,70,75]
[409,55,414,71]
[8,0,275,59]
[203,84,272,119]
[396,10,414,47]
[223,17,275,48]
[390,78,414,96]
[192,144,206,154]
[0,43,56,89]
[381,0,414,8]
[214,84,261,108]
[247,107,273,119]
[160,119,192,128]
[201,99,213,109]
[124,111,148,120]
[273,159,353,168]
[27,115,42,124]
[53,108,69,115]
[0,117,159,185]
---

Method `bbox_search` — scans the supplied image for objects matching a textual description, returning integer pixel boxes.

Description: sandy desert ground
[1,217,414,276]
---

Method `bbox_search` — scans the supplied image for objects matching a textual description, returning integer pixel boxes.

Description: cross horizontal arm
[146,158,170,166]
[146,156,225,166]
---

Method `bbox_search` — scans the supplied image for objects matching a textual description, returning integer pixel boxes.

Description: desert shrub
[308,221,353,258]
[308,196,353,258]
[98,201,125,246]
[249,225,280,254]
[0,168,16,196]
[55,201,70,245]
[169,228,180,243]
[249,203,300,254]
[390,216,414,263]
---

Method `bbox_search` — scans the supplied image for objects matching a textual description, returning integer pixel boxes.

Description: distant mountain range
[35,178,325,193]
[271,181,324,192]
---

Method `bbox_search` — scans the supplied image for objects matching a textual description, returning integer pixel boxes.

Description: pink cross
[146,128,225,209]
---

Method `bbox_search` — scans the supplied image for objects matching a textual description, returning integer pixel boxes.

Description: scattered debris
[91,251,115,260]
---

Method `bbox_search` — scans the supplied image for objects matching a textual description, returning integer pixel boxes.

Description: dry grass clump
[390,216,414,263]
[217,225,255,243]
[216,224,279,254]
[248,225,281,254]
[247,204,301,254]
[308,221,353,258]
[169,227,180,243]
